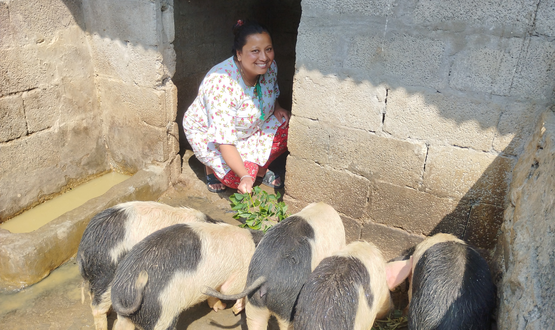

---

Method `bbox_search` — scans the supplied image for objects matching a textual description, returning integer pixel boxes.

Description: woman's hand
[238,175,255,194]
[273,101,291,128]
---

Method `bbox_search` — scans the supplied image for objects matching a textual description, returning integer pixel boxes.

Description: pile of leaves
[371,310,408,330]
[229,186,288,231]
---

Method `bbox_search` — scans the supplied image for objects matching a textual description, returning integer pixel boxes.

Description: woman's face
[236,32,274,80]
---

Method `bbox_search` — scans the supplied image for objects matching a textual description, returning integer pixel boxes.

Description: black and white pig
[294,240,394,330]
[203,202,346,330]
[76,201,218,330]
[110,221,263,330]
[391,233,496,330]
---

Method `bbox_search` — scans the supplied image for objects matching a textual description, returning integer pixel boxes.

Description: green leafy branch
[229,186,289,231]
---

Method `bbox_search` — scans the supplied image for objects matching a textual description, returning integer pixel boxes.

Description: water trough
[0,166,170,292]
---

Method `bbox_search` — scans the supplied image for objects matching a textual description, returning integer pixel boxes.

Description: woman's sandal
[256,169,285,189]
[206,173,226,193]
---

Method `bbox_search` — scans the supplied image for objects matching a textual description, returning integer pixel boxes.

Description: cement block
[295,24,340,70]
[535,0,555,37]
[58,77,99,123]
[345,30,446,89]
[59,121,107,177]
[361,222,424,261]
[329,126,427,188]
[82,0,159,46]
[90,34,165,87]
[0,129,67,220]
[494,102,545,155]
[301,0,395,17]
[0,94,26,142]
[0,48,41,96]
[22,87,60,134]
[384,88,500,151]
[369,181,470,237]
[285,156,370,219]
[341,215,363,243]
[293,69,384,131]
[510,37,555,100]
[464,203,504,250]
[413,0,536,36]
[97,78,168,128]
[449,35,522,96]
[282,196,363,243]
[37,26,95,81]
[287,116,331,165]
[423,145,514,205]
[9,0,82,46]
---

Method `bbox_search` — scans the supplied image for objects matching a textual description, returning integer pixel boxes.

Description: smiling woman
[183,20,291,195]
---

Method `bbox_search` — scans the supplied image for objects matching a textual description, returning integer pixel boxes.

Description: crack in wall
[0,87,39,98]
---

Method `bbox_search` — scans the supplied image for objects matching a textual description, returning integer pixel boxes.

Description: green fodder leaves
[229,186,288,232]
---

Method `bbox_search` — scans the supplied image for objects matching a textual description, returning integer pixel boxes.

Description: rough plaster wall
[174,0,301,154]
[286,0,555,259]
[81,0,179,179]
[494,110,555,329]
[0,0,106,221]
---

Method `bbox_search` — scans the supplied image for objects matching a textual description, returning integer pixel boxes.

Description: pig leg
[207,296,227,312]
[113,315,135,330]
[231,297,246,315]
[245,302,271,330]
[91,292,111,330]
[275,315,293,330]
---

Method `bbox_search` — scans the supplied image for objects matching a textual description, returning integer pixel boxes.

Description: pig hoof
[231,305,243,315]
[212,300,227,312]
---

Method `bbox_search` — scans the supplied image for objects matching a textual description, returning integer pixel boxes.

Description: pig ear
[385,256,413,290]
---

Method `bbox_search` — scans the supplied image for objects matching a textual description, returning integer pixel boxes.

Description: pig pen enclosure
[1,0,555,329]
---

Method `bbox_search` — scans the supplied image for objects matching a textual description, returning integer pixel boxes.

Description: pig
[294,240,394,330]
[203,202,346,330]
[110,221,263,330]
[392,233,496,330]
[76,201,218,330]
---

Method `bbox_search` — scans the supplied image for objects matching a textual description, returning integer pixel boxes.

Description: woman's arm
[219,144,254,194]
[273,100,291,128]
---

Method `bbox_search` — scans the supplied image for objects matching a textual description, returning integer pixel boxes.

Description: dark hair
[232,20,272,58]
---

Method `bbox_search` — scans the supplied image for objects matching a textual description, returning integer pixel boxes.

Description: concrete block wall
[0,0,178,222]
[286,0,555,259]
[0,0,105,221]
[82,0,179,178]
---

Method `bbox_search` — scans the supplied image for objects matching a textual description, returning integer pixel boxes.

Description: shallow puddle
[0,172,130,233]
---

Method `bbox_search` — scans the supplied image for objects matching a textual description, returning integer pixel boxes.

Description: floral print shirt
[183,56,281,179]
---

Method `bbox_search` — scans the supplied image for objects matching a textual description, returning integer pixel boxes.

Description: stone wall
[0,0,105,221]
[0,0,178,222]
[174,0,301,154]
[286,0,555,259]
[494,109,555,329]
[82,0,179,176]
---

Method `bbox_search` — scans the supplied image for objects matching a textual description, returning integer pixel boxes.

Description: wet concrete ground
[0,153,407,329]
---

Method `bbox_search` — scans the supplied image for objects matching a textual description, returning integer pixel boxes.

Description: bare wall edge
[494,109,555,329]
[0,165,170,293]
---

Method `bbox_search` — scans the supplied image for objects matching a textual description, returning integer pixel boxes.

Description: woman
[183,20,291,194]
